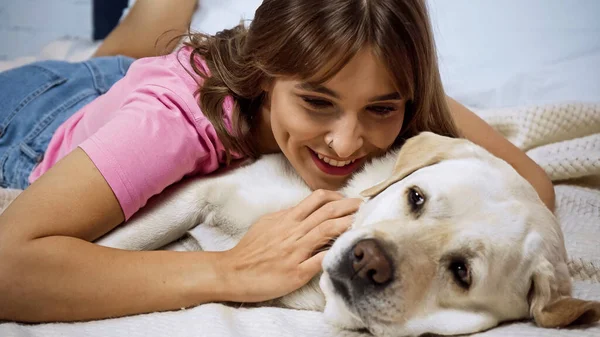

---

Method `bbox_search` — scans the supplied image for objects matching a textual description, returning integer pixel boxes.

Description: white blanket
[1,102,600,336]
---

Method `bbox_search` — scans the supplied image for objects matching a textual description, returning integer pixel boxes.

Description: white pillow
[189,0,262,34]
[428,0,600,108]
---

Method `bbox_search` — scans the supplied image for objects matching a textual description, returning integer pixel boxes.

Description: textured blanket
[1,102,599,336]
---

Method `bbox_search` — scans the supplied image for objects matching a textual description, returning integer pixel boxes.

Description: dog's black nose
[350,239,393,285]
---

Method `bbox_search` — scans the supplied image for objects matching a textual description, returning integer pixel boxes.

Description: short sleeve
[79,84,225,220]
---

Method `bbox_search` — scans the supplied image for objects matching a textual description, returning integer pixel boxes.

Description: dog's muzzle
[329,238,394,301]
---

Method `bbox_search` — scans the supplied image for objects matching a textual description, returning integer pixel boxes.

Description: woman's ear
[260,78,273,94]
[259,80,273,110]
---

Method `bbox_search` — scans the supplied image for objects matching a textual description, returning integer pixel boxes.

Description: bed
[0,1,599,336]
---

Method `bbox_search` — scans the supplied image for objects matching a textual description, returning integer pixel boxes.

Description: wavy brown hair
[182,0,460,162]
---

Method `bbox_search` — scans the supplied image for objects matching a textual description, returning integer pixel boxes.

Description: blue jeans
[0,55,134,190]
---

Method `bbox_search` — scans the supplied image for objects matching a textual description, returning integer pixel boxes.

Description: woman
[0,0,554,323]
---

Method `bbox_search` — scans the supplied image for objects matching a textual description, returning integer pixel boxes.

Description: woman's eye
[408,187,425,211]
[368,105,397,116]
[449,259,472,290]
[302,97,333,109]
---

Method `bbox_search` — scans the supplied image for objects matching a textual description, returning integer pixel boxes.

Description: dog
[96,131,600,336]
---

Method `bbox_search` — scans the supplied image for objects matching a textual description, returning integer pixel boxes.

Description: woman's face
[263,48,406,191]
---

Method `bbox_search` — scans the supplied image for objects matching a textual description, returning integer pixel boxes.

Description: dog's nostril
[351,239,393,285]
[354,249,364,261]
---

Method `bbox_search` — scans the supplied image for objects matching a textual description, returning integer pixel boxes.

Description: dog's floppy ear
[529,259,600,328]
[360,132,476,198]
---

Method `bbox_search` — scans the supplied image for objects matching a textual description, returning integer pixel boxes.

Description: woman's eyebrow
[295,83,340,99]
[295,83,401,102]
[368,92,402,102]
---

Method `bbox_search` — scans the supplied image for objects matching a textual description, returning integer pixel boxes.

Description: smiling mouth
[316,153,357,167]
[309,148,363,176]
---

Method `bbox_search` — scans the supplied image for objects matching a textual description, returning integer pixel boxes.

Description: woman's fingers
[296,198,362,237]
[298,214,354,254]
[288,190,344,221]
[298,251,328,281]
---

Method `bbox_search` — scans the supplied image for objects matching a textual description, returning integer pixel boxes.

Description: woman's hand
[220,190,362,303]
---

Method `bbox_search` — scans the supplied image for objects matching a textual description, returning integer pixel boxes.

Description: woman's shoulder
[122,46,208,90]
[113,46,232,126]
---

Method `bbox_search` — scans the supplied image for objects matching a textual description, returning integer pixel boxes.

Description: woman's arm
[0,148,228,322]
[93,0,198,59]
[0,147,356,323]
[446,96,556,212]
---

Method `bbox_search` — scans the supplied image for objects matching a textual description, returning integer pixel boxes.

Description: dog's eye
[449,260,471,289]
[407,187,425,211]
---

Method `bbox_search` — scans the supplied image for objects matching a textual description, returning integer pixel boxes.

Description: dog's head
[320,131,600,336]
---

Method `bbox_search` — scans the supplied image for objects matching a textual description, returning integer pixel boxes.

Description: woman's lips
[309,149,363,176]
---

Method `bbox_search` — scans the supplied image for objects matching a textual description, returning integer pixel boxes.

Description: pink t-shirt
[29,46,243,220]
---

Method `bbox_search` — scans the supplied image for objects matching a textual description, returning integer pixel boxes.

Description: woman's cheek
[364,116,403,148]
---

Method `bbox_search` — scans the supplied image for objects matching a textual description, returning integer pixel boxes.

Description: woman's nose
[330,117,364,158]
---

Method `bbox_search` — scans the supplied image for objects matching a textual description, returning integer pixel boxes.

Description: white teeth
[316,152,354,167]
